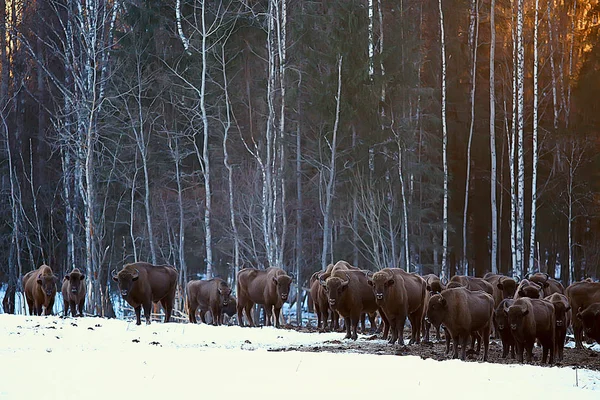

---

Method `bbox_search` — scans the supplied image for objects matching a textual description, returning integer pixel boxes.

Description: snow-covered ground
[0,315,599,399]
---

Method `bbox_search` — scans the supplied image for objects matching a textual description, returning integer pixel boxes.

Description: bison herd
[16,260,600,365]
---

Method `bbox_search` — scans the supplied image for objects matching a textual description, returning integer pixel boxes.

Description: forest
[0,0,599,317]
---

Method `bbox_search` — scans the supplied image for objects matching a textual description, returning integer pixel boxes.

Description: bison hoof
[351,335,358,341]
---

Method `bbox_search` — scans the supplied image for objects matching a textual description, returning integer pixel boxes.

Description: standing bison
[186,278,232,326]
[422,273,445,342]
[514,279,544,299]
[112,262,178,325]
[566,280,600,348]
[62,268,86,317]
[576,303,600,344]
[506,297,555,364]
[310,268,339,331]
[426,286,494,361]
[447,275,494,296]
[483,273,518,307]
[494,299,515,359]
[236,267,293,328]
[23,264,59,316]
[544,293,571,361]
[320,261,387,341]
[368,268,426,345]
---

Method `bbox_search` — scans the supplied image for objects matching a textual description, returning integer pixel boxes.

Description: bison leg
[210,306,220,326]
[45,297,55,316]
[379,308,390,341]
[360,313,366,333]
[69,300,77,318]
[351,317,359,341]
[394,315,407,346]
[189,304,198,324]
[409,309,423,344]
[244,303,255,327]
[460,335,470,360]
[524,341,533,363]
[273,306,282,328]
[143,303,152,325]
[515,341,524,363]
[367,313,377,333]
[134,306,142,325]
[481,326,491,362]
[236,303,245,327]
[161,298,173,323]
[343,316,352,339]
[78,299,85,317]
[436,325,442,342]
[422,317,431,343]
[63,300,70,317]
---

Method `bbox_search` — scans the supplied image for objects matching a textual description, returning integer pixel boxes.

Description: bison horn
[111,269,118,278]
[514,275,521,283]
[319,276,327,287]
[544,273,550,281]
[132,269,140,279]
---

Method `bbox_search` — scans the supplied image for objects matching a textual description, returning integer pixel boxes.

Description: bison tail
[307,293,314,313]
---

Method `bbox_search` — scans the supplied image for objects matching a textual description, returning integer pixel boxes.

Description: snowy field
[0,315,599,399]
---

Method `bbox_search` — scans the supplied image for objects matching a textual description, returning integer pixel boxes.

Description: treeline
[1,0,599,316]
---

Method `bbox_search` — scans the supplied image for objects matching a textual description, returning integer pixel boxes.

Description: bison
[23,264,59,316]
[368,268,426,345]
[526,272,565,297]
[506,297,555,364]
[447,275,494,296]
[320,261,388,341]
[186,278,232,326]
[236,267,293,328]
[576,303,600,344]
[566,280,600,348]
[309,265,340,331]
[494,299,515,359]
[426,287,494,361]
[422,273,445,342]
[61,268,86,317]
[112,262,178,325]
[514,278,544,299]
[544,293,571,361]
[483,273,518,307]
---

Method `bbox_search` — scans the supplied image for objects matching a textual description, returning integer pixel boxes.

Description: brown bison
[320,261,388,341]
[506,297,555,364]
[426,287,494,361]
[112,262,178,325]
[576,303,600,344]
[544,293,571,361]
[309,265,339,331]
[61,268,86,317]
[186,278,232,326]
[494,299,515,359]
[422,273,445,342]
[514,278,544,299]
[565,280,600,348]
[23,264,59,316]
[236,267,293,328]
[483,273,518,307]
[527,272,565,297]
[368,268,426,345]
[221,295,237,324]
[447,275,494,296]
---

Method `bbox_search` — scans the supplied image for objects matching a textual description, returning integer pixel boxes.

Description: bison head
[367,272,394,304]
[218,282,232,306]
[272,274,292,302]
[495,299,514,331]
[65,269,85,295]
[37,273,58,297]
[446,281,462,290]
[497,277,517,299]
[112,268,139,298]
[322,275,349,309]
[427,279,445,294]
[426,294,447,327]
[507,303,529,333]
[576,304,600,342]
[552,301,571,328]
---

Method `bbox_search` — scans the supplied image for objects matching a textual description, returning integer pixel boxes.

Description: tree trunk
[321,56,343,270]
[529,0,540,274]
[516,0,525,277]
[489,0,498,275]
[463,0,479,275]
[439,0,449,281]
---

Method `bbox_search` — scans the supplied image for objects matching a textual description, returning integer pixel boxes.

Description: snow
[0,315,599,399]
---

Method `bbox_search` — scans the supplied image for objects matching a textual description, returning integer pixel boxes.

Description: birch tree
[489,0,498,275]
[516,0,525,277]
[529,0,540,274]
[439,0,449,280]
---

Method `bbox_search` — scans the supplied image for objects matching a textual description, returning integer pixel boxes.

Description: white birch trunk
[529,0,540,274]
[200,0,213,278]
[547,2,559,130]
[489,0,498,274]
[321,56,343,271]
[439,0,449,280]
[516,0,525,278]
[397,147,410,271]
[295,77,303,324]
[463,0,479,275]
[368,0,374,79]
[130,156,138,262]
